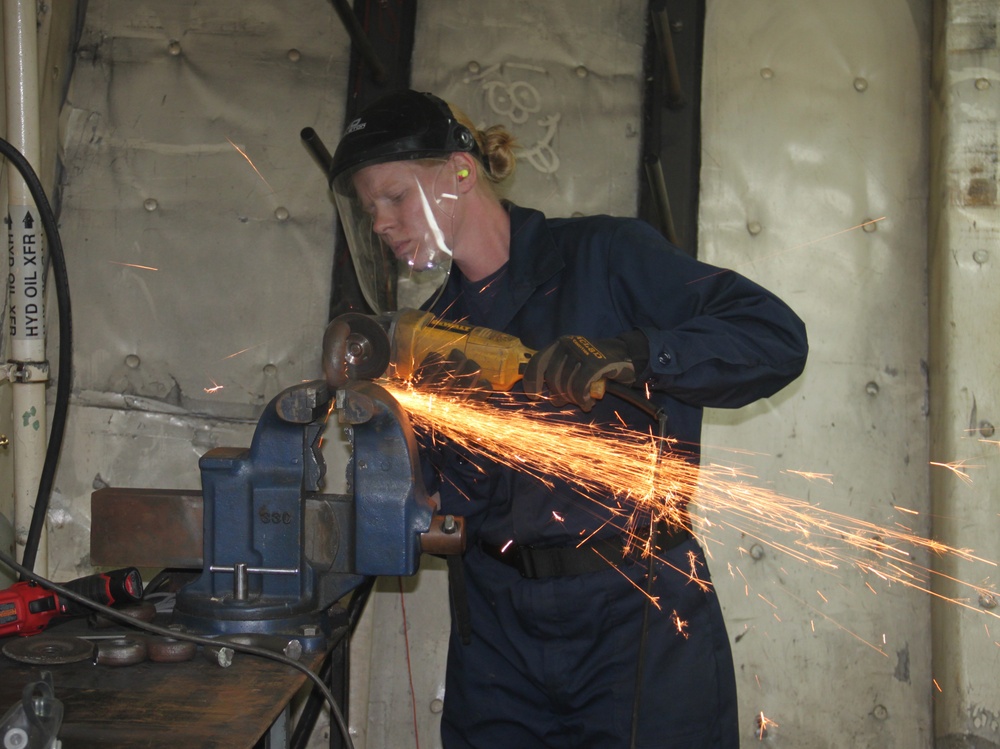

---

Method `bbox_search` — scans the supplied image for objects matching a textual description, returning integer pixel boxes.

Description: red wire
[398,576,421,749]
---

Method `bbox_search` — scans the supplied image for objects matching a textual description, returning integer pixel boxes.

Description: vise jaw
[93,378,464,640]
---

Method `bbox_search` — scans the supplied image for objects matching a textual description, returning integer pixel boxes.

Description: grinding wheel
[323,312,391,385]
[3,635,95,665]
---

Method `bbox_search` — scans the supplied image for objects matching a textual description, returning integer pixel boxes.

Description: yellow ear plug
[457,169,470,180]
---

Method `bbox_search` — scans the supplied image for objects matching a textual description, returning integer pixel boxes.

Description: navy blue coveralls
[422,204,808,749]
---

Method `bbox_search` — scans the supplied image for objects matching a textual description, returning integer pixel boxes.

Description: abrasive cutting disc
[3,635,95,665]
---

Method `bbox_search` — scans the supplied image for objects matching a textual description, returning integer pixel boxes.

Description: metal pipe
[4,0,47,576]
[643,154,680,246]
[300,127,335,181]
[651,5,686,110]
[329,0,387,84]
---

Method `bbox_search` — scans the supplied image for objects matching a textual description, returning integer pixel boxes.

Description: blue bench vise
[91,378,464,644]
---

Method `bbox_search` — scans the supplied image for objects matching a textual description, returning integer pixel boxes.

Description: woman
[329,89,808,749]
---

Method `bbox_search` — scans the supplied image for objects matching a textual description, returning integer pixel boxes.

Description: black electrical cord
[0,549,357,749]
[0,136,73,576]
[290,576,376,749]
[628,409,670,749]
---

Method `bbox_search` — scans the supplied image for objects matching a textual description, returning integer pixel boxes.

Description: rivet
[0,434,9,449]
[125,354,141,369]
[287,48,301,62]
[747,221,762,236]
[973,249,989,265]
[979,592,998,610]
[872,704,889,721]
[263,364,278,377]
[760,67,774,80]
[576,66,589,78]
[749,544,764,561]
[168,40,181,56]
[143,198,158,212]
[853,77,868,92]
[467,61,480,74]
[975,77,991,91]
[862,218,878,233]
[430,698,444,714]
[274,206,290,222]
[865,381,879,396]
[980,421,996,438]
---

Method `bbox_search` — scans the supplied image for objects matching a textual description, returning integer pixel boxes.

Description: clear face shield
[333,157,459,314]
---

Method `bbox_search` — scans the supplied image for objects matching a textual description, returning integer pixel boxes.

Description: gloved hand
[413,349,491,400]
[523,334,642,412]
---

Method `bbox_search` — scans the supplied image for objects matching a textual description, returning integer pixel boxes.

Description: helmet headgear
[330,91,479,314]
[330,91,484,184]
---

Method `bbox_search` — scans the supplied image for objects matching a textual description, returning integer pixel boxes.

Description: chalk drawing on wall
[464,62,561,175]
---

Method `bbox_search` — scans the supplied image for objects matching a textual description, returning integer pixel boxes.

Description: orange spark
[783,469,833,484]
[592,547,662,607]
[221,344,265,361]
[670,610,690,639]
[756,711,778,740]
[225,136,274,193]
[109,261,158,271]
[203,379,223,394]
[930,459,980,485]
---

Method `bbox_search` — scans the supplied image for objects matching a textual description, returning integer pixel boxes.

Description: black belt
[480,522,691,579]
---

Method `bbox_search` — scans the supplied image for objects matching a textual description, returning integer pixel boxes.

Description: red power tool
[0,567,143,637]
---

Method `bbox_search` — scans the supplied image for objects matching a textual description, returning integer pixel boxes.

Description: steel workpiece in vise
[172,378,464,644]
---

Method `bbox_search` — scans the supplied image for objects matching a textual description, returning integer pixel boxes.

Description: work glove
[413,349,491,400]
[523,332,646,412]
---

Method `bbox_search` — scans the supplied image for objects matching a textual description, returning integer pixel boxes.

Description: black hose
[0,136,73,576]
[629,410,670,749]
[290,576,376,749]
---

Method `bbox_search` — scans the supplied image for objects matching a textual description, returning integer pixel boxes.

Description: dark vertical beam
[639,0,705,257]
[328,0,419,319]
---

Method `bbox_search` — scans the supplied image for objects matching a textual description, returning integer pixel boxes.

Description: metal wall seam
[929,1,1000,746]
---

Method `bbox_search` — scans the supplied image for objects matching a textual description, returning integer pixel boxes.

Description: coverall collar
[486,203,564,331]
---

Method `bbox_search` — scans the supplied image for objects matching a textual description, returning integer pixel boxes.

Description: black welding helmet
[330,90,482,314]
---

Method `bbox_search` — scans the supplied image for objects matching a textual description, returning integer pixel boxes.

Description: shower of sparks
[382,381,1000,621]
[109,261,159,271]
[225,136,274,193]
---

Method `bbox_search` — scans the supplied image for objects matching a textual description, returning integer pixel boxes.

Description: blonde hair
[449,105,517,185]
